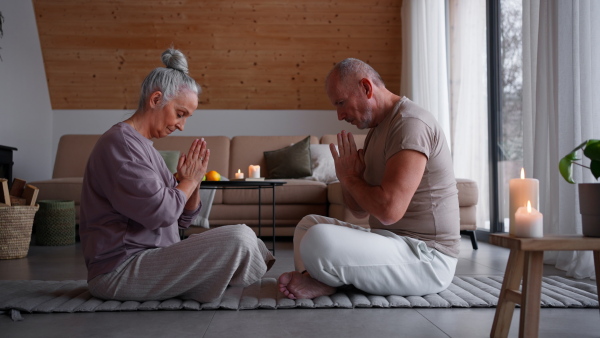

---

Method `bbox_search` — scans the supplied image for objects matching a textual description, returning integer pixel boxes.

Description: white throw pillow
[308,144,338,184]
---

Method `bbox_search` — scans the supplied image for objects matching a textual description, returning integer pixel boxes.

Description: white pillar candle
[509,168,539,236]
[234,169,244,180]
[248,165,260,178]
[514,201,543,238]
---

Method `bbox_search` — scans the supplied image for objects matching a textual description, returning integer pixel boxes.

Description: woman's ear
[149,91,163,108]
[360,78,373,99]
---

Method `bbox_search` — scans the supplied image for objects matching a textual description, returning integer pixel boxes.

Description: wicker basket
[0,205,39,259]
[33,200,76,246]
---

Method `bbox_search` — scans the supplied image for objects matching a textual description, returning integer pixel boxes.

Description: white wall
[52,109,360,142]
[1,2,363,182]
[0,0,53,181]
[52,109,363,167]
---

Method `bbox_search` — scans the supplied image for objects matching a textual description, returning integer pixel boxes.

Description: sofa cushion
[158,150,180,174]
[153,136,230,179]
[263,136,312,179]
[229,135,319,179]
[222,179,327,205]
[305,144,338,184]
[208,204,328,227]
[53,135,101,178]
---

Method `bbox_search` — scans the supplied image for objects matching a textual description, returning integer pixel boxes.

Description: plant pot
[578,183,600,237]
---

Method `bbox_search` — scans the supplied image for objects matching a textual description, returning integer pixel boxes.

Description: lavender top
[79,122,201,281]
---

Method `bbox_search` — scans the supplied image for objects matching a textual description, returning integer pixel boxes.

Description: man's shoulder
[393,100,440,133]
[397,99,433,120]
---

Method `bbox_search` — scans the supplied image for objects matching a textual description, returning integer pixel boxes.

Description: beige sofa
[31,134,479,248]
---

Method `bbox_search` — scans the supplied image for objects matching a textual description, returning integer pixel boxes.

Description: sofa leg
[460,230,478,250]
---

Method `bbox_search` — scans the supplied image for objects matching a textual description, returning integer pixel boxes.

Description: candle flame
[527,200,531,213]
[237,169,241,173]
[520,168,525,179]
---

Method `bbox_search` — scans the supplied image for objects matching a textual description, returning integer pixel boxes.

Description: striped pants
[88,224,275,303]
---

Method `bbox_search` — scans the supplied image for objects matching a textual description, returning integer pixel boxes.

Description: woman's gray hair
[327,58,385,88]
[137,48,202,110]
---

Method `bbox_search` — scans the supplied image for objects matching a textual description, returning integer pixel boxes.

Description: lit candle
[235,169,244,180]
[514,201,543,238]
[509,168,539,236]
[248,165,260,178]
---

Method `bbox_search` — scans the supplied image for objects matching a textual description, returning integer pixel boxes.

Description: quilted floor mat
[0,275,597,321]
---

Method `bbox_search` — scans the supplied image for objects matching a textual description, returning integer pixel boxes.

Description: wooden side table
[489,233,600,338]
[199,180,286,254]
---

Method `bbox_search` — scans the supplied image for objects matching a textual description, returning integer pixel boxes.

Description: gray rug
[1,276,597,321]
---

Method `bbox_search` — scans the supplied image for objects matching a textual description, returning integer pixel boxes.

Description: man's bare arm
[331,131,426,225]
[341,184,369,219]
[341,150,426,225]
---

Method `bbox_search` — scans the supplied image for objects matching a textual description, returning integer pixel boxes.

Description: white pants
[294,215,457,296]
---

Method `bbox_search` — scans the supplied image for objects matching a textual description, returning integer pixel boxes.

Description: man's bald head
[326,58,385,90]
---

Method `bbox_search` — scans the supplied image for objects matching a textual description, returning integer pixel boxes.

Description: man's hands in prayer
[330,131,365,183]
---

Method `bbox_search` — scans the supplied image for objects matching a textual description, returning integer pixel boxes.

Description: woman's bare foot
[278,271,336,300]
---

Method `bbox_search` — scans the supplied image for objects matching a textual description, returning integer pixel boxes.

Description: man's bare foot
[278,271,336,300]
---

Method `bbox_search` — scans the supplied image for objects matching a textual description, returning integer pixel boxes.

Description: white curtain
[400,0,451,149]
[448,0,490,229]
[523,0,600,279]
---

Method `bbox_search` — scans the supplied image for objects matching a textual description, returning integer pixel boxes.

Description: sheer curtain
[523,0,600,279]
[402,0,489,228]
[448,0,490,229]
[400,0,451,148]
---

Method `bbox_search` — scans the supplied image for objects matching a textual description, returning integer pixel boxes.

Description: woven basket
[33,200,76,246]
[0,205,39,259]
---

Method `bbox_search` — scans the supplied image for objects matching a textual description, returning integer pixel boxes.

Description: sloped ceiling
[33,0,402,110]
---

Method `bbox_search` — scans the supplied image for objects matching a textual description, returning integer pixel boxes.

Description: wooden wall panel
[33,0,402,110]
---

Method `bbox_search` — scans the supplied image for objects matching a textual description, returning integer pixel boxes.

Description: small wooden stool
[489,233,600,338]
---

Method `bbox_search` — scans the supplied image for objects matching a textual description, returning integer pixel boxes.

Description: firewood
[23,185,39,206]
[0,179,10,206]
[10,178,27,197]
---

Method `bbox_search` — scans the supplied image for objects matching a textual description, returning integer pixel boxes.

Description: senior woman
[79,48,274,303]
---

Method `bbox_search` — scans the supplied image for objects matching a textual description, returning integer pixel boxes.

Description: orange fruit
[205,170,221,181]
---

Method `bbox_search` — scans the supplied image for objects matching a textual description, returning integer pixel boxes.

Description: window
[487,0,523,233]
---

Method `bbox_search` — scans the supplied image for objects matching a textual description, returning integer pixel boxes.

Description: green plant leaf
[559,151,579,184]
[591,160,600,180]
[583,139,600,161]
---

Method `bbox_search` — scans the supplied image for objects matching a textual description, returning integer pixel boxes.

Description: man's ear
[360,78,373,99]
[149,91,163,108]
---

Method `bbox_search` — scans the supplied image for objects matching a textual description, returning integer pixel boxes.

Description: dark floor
[1,235,598,338]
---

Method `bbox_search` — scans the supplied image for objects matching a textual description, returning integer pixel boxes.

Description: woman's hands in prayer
[177,138,210,186]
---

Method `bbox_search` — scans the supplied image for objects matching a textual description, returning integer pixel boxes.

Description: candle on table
[509,168,539,236]
[235,169,244,180]
[514,201,543,238]
[248,165,260,178]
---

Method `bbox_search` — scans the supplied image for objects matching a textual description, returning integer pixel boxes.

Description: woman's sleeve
[109,160,190,230]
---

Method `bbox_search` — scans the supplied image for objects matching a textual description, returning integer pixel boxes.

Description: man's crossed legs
[278,215,457,299]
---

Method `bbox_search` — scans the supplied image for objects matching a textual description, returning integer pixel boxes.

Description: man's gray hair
[328,58,385,88]
[137,48,202,110]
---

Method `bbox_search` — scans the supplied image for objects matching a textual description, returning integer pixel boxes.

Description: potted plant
[559,139,600,236]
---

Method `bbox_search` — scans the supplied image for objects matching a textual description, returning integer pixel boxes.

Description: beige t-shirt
[364,97,460,258]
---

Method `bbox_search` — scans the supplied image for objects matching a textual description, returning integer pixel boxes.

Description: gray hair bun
[161,48,189,74]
